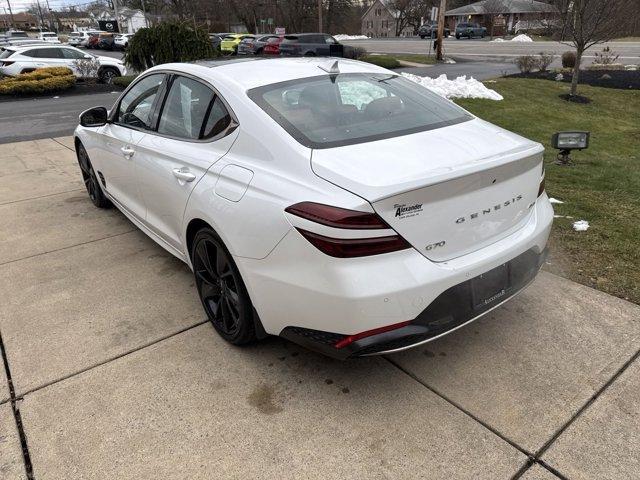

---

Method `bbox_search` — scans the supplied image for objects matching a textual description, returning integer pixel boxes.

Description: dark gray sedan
[278,33,342,56]
[237,35,278,55]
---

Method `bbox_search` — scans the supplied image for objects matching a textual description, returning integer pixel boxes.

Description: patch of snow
[52,96,60,99]
[491,38,506,42]
[573,220,589,231]
[554,215,574,219]
[401,73,503,100]
[548,197,564,204]
[555,73,564,81]
[334,34,369,41]
[625,64,638,71]
[511,34,533,42]
[443,58,456,64]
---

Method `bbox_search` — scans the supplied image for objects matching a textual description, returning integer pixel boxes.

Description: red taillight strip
[335,321,412,349]
[296,228,410,258]
[286,202,390,230]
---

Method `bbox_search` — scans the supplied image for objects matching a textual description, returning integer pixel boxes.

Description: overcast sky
[4,0,95,13]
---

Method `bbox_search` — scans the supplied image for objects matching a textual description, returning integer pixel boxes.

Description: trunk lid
[311,119,544,262]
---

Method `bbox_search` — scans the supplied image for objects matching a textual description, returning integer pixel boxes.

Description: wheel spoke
[196,241,215,279]
[215,246,228,277]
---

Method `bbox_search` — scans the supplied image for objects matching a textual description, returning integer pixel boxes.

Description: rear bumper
[281,247,547,359]
[235,195,553,357]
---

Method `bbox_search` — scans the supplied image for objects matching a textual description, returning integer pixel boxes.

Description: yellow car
[220,33,254,55]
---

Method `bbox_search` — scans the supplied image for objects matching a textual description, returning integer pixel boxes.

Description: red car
[86,34,101,49]
[263,37,283,55]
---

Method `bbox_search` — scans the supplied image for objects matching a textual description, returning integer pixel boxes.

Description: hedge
[112,75,136,88]
[360,55,401,69]
[0,67,76,95]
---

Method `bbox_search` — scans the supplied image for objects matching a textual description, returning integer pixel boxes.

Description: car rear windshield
[248,73,472,149]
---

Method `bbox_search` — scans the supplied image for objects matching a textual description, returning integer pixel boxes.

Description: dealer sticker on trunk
[394,203,423,219]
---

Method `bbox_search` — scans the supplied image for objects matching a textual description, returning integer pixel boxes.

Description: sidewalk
[0,138,638,479]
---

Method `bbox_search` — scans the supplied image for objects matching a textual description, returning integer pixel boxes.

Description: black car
[237,34,278,55]
[209,33,232,52]
[278,33,342,56]
[418,22,450,39]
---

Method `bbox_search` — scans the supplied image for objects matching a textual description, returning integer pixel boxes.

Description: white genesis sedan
[75,58,553,359]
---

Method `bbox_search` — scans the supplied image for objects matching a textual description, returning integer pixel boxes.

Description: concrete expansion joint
[0,330,35,479]
[387,346,640,480]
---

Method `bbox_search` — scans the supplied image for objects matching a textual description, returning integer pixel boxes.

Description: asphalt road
[342,38,640,64]
[0,92,120,143]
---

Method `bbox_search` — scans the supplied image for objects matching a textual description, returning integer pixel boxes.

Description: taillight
[286,202,411,258]
[296,229,410,258]
[334,320,412,349]
[285,202,389,229]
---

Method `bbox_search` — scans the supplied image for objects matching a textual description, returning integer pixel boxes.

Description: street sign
[275,27,285,36]
[430,7,438,22]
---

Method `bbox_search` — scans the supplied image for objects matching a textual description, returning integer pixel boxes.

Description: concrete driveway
[0,138,638,479]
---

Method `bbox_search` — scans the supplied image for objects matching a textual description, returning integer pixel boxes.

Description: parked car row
[211,32,342,57]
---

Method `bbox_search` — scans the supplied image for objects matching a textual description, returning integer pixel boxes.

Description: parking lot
[0,136,637,479]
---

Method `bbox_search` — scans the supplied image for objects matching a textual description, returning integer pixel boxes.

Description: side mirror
[83,54,92,59]
[80,106,108,127]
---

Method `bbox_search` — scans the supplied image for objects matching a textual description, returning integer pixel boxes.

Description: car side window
[202,96,232,139]
[325,35,337,44]
[61,48,85,59]
[157,76,217,140]
[117,74,165,130]
[37,48,64,58]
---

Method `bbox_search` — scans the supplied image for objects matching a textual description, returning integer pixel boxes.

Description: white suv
[37,31,60,43]
[0,45,127,82]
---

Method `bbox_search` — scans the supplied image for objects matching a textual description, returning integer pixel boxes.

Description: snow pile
[555,73,564,81]
[548,197,564,204]
[573,220,590,232]
[334,34,369,41]
[491,34,533,43]
[511,34,533,42]
[401,73,503,100]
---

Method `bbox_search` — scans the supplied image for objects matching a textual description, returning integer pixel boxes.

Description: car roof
[155,57,393,91]
[9,44,73,51]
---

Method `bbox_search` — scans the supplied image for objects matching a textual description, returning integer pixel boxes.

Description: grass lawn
[456,79,640,304]
[392,54,437,65]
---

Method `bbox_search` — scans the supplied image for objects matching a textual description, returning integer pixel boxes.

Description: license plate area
[471,264,510,309]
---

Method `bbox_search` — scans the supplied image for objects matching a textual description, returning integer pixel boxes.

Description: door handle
[121,146,135,158]
[172,168,196,183]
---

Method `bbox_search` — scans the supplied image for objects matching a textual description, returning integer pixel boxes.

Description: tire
[99,67,120,84]
[76,143,111,209]
[191,228,257,345]
[455,34,460,39]
[304,51,316,56]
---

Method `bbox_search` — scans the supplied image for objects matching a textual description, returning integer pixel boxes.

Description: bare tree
[552,0,635,96]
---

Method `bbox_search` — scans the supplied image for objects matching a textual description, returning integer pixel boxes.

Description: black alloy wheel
[77,143,111,208]
[192,229,256,345]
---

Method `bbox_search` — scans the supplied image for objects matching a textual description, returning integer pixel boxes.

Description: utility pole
[44,0,55,31]
[6,0,15,29]
[112,0,120,27]
[436,0,446,61]
[36,1,46,31]
[140,0,148,28]
[318,0,322,32]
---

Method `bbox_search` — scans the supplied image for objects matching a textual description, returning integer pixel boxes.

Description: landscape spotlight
[551,131,590,165]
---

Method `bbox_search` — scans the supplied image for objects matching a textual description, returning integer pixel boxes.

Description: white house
[94,8,148,33]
